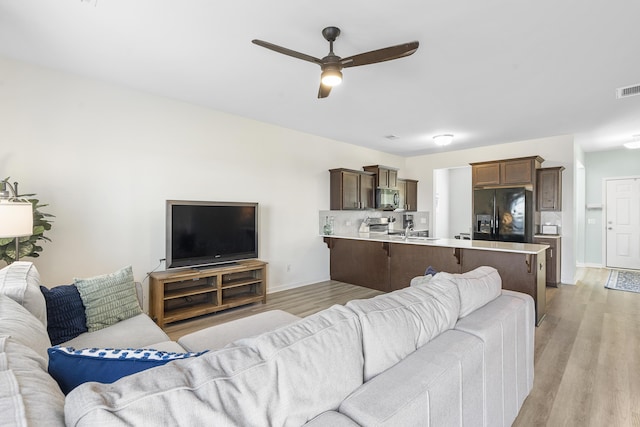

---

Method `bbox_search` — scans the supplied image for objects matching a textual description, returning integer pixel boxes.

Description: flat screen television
[166,200,258,269]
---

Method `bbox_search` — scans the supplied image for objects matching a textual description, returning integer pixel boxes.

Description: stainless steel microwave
[376,188,399,210]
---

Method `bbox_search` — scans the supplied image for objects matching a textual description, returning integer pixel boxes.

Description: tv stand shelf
[149,260,267,327]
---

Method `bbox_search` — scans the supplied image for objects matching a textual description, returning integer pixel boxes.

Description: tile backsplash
[319,210,430,236]
[539,211,562,234]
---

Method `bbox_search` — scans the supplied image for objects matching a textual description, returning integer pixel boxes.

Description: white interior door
[606,178,640,269]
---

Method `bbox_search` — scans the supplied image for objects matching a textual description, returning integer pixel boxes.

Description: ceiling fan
[252,27,419,98]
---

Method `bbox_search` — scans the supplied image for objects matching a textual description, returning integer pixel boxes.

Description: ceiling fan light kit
[321,68,342,87]
[433,134,454,146]
[252,26,419,98]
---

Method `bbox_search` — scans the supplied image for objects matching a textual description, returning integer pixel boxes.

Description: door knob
[608,227,613,230]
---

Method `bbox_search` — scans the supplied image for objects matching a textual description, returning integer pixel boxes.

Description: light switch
[587,218,596,225]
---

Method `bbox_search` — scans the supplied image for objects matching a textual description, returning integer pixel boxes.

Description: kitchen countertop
[323,233,548,255]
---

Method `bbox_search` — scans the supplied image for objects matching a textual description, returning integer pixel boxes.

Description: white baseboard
[576,262,605,269]
[267,276,331,294]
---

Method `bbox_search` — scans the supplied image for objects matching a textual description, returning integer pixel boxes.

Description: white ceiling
[1,0,639,156]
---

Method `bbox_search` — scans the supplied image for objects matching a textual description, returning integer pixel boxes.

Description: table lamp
[0,180,34,261]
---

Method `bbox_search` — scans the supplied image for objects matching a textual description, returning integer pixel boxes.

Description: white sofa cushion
[437,266,502,318]
[60,313,171,349]
[455,292,535,426]
[339,329,484,427]
[0,261,47,326]
[178,309,301,352]
[0,294,51,364]
[0,295,65,426]
[346,277,460,381]
[0,369,27,427]
[65,305,365,427]
[304,411,361,427]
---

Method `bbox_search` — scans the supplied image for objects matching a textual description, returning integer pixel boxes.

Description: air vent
[616,84,640,99]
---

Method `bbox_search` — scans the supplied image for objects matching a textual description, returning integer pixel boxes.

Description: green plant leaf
[0,183,53,263]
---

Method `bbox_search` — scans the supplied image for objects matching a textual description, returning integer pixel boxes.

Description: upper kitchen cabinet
[398,178,418,211]
[470,156,544,188]
[536,166,564,211]
[363,165,398,188]
[329,168,375,210]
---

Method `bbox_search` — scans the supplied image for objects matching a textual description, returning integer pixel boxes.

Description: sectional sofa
[0,261,534,426]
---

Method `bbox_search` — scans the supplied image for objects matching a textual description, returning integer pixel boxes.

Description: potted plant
[0,178,54,264]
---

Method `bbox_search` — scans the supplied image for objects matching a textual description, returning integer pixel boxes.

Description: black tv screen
[166,200,258,269]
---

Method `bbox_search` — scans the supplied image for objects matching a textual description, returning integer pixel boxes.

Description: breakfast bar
[324,233,549,325]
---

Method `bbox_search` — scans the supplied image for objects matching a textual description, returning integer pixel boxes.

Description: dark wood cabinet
[389,243,461,290]
[324,237,390,292]
[397,178,418,211]
[471,156,544,188]
[534,236,561,286]
[405,180,418,211]
[363,165,398,188]
[329,168,375,210]
[325,237,547,325]
[536,167,564,211]
[472,162,501,187]
[461,249,546,324]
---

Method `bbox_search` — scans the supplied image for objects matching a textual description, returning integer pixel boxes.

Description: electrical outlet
[420,218,427,224]
[587,218,596,225]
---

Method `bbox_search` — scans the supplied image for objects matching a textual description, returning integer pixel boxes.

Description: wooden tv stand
[149,260,267,328]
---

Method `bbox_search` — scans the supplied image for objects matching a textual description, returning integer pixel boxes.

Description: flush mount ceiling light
[623,134,640,149]
[433,134,454,146]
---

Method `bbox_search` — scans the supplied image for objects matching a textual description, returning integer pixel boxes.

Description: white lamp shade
[0,201,34,238]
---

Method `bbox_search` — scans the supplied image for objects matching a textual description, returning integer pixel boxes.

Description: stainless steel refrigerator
[473,188,533,242]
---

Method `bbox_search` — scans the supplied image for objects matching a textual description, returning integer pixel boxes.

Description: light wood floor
[165,267,640,426]
[514,267,640,427]
[164,281,384,341]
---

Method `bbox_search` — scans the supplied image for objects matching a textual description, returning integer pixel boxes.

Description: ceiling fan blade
[340,41,419,68]
[318,82,332,98]
[252,39,323,65]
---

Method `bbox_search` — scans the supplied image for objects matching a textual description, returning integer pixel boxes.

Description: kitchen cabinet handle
[550,249,553,258]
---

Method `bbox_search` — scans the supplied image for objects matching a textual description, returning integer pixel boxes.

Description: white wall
[433,168,449,238]
[433,166,471,239]
[405,135,577,284]
[447,167,472,238]
[0,58,406,309]
[1,57,583,300]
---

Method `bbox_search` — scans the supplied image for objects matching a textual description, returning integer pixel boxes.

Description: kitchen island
[323,233,549,325]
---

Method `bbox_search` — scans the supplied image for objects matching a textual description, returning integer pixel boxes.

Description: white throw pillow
[437,266,502,318]
[0,262,47,327]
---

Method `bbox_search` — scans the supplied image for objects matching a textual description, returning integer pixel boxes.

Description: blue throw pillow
[40,285,88,345]
[48,346,208,394]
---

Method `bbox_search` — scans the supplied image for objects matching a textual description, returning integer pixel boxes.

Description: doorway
[605,177,640,269]
[433,166,472,239]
